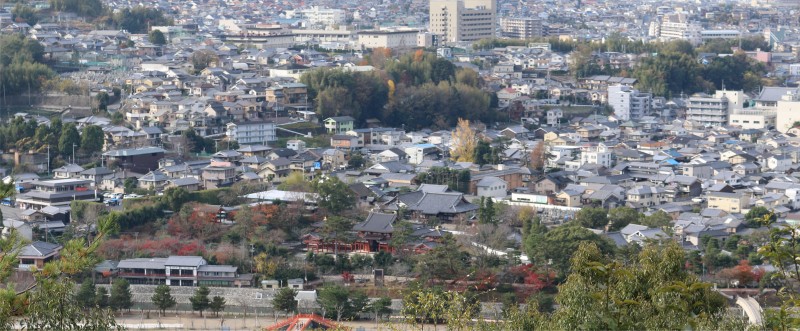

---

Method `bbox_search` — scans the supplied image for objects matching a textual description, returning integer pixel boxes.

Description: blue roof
[662,159,680,165]
[414,143,436,148]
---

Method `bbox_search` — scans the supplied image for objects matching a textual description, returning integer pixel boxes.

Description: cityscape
[0,0,799,330]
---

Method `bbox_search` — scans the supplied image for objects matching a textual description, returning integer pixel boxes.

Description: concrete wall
[100,284,277,308]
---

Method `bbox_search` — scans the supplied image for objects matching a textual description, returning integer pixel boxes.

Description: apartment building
[429,0,496,43]
[608,85,651,121]
[225,120,277,145]
[500,17,543,39]
[687,90,745,128]
[650,13,701,45]
[773,88,800,132]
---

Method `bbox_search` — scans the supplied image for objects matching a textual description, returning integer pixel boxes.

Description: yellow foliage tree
[450,118,476,162]
[387,79,395,102]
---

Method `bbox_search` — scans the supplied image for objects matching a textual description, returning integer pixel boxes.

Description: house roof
[165,256,206,267]
[81,167,113,176]
[19,241,62,258]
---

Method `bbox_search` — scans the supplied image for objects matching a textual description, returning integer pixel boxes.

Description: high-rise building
[500,17,543,39]
[608,85,652,121]
[429,0,496,43]
[650,13,701,45]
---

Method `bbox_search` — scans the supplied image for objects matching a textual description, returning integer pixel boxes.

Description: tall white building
[651,13,701,45]
[774,88,800,132]
[429,0,496,43]
[686,90,744,127]
[608,85,652,121]
[297,6,346,27]
[226,121,277,145]
[580,143,613,168]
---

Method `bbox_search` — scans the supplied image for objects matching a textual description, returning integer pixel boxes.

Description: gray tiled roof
[353,212,396,234]
[165,256,206,267]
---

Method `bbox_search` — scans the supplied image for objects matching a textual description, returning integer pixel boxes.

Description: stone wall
[99,284,277,308]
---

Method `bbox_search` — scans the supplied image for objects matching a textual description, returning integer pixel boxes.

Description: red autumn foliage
[508,264,555,291]
[717,260,764,286]
[97,236,206,260]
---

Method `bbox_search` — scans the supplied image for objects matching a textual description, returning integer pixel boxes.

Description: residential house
[18,241,62,270]
[707,191,748,214]
[53,164,85,179]
[324,116,355,134]
[201,165,236,189]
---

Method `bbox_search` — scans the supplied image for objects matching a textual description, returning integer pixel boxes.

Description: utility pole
[72,143,76,164]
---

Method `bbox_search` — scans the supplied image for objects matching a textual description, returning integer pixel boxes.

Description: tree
[313,176,355,213]
[530,142,546,170]
[12,4,38,25]
[745,206,774,228]
[431,58,456,84]
[151,284,177,317]
[80,125,104,155]
[450,118,477,162]
[523,223,614,278]
[49,0,105,18]
[320,216,355,259]
[190,285,211,317]
[640,210,673,228]
[111,7,173,33]
[109,278,133,312]
[190,49,218,73]
[7,212,121,330]
[272,288,298,315]
[75,281,96,308]
[318,285,351,322]
[415,234,470,280]
[58,123,80,159]
[754,211,800,329]
[573,207,608,229]
[148,30,167,45]
[209,296,226,317]
[552,241,730,330]
[478,197,496,224]
[607,207,641,231]
[347,153,365,169]
[95,287,109,308]
[369,297,393,322]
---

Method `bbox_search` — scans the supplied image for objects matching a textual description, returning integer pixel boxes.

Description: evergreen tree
[209,296,226,317]
[151,284,176,316]
[189,285,211,317]
[272,287,297,315]
[58,123,80,159]
[80,125,104,155]
[95,286,109,308]
[74,281,96,308]
[148,30,167,45]
[109,278,133,312]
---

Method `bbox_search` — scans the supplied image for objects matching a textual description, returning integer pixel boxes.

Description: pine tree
[74,281,96,308]
[151,284,176,317]
[209,296,226,317]
[272,287,297,315]
[109,278,133,312]
[95,287,109,308]
[189,285,211,317]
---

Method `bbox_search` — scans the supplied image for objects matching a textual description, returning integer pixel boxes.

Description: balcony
[119,272,167,278]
